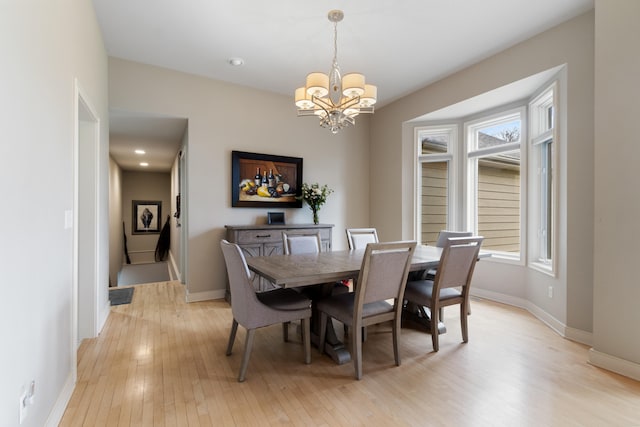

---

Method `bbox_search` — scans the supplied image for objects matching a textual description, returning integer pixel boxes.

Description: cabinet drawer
[235,229,282,244]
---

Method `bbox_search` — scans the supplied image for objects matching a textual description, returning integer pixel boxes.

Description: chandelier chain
[332,21,338,67]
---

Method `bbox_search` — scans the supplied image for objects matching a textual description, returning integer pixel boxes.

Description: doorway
[108,111,187,289]
[74,81,102,351]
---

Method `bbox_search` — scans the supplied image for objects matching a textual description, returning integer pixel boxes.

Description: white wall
[108,58,371,301]
[371,12,595,339]
[0,0,109,425]
[591,0,640,379]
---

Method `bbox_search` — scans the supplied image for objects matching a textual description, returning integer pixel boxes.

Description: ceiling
[109,111,187,172]
[98,0,593,172]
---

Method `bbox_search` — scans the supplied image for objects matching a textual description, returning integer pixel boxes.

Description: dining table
[246,244,458,364]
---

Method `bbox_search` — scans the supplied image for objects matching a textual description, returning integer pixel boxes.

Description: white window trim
[414,125,458,241]
[528,81,559,277]
[464,106,527,264]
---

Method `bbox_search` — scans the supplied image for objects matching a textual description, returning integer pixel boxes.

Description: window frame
[528,82,558,276]
[414,125,458,245]
[411,76,562,275]
[463,107,526,263]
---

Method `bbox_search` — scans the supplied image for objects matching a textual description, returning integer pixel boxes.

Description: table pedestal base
[297,320,351,365]
[301,282,353,365]
[401,303,447,334]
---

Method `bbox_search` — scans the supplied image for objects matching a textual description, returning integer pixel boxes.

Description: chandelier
[294,10,377,134]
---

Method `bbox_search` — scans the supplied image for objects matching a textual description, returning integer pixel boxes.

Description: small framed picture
[268,212,285,225]
[132,200,162,234]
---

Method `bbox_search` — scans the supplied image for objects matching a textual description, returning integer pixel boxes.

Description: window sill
[529,261,555,277]
[484,252,523,266]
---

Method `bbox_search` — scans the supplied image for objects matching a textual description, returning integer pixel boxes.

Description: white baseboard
[471,288,527,309]
[470,288,593,346]
[565,326,593,346]
[588,348,640,381]
[45,372,75,427]
[525,300,566,338]
[97,298,110,335]
[168,252,181,282]
[185,289,226,303]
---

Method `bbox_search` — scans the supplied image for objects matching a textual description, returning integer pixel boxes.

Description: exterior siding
[420,160,520,252]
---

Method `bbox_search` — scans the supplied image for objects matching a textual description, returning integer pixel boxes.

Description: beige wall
[591,0,640,379]
[372,12,595,339]
[108,58,371,300]
[0,0,109,424]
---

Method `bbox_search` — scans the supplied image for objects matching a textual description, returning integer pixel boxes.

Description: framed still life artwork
[231,150,303,208]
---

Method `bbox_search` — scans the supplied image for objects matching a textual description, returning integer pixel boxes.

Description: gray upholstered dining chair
[345,228,380,341]
[282,230,349,337]
[221,239,312,382]
[403,236,483,352]
[317,241,417,380]
[346,228,379,250]
[429,230,474,318]
[435,230,473,248]
[282,230,322,255]
[424,230,473,280]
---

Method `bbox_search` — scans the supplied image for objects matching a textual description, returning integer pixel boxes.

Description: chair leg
[460,303,469,343]
[393,315,401,366]
[353,322,363,380]
[318,312,328,356]
[283,322,289,342]
[238,328,256,382]
[302,317,311,364]
[431,306,440,352]
[226,319,238,356]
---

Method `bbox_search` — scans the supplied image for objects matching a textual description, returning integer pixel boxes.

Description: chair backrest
[433,236,483,293]
[220,239,262,326]
[282,231,322,255]
[353,241,416,315]
[435,230,473,248]
[346,228,379,250]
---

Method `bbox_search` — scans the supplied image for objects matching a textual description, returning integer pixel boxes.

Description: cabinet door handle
[256,234,271,238]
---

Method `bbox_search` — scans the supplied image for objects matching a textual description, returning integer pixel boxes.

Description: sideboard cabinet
[224,224,333,299]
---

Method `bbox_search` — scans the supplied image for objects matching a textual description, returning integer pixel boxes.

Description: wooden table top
[246,244,446,288]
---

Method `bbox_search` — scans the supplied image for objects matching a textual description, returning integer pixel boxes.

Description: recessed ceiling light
[228,57,244,66]
[140,162,149,167]
[135,149,145,154]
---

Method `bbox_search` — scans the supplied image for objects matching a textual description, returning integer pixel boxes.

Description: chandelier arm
[334,96,360,110]
[311,95,334,117]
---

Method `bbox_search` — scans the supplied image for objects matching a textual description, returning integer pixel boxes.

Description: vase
[312,207,319,225]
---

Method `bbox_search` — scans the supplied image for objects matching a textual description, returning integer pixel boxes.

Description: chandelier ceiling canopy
[295,10,377,134]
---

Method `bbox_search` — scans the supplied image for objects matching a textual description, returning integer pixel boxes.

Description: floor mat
[109,287,134,306]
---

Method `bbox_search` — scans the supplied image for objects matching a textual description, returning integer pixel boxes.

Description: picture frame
[232,151,303,208]
[267,212,285,225]
[132,200,162,234]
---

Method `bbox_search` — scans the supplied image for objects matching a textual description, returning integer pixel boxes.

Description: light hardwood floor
[60,281,640,426]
